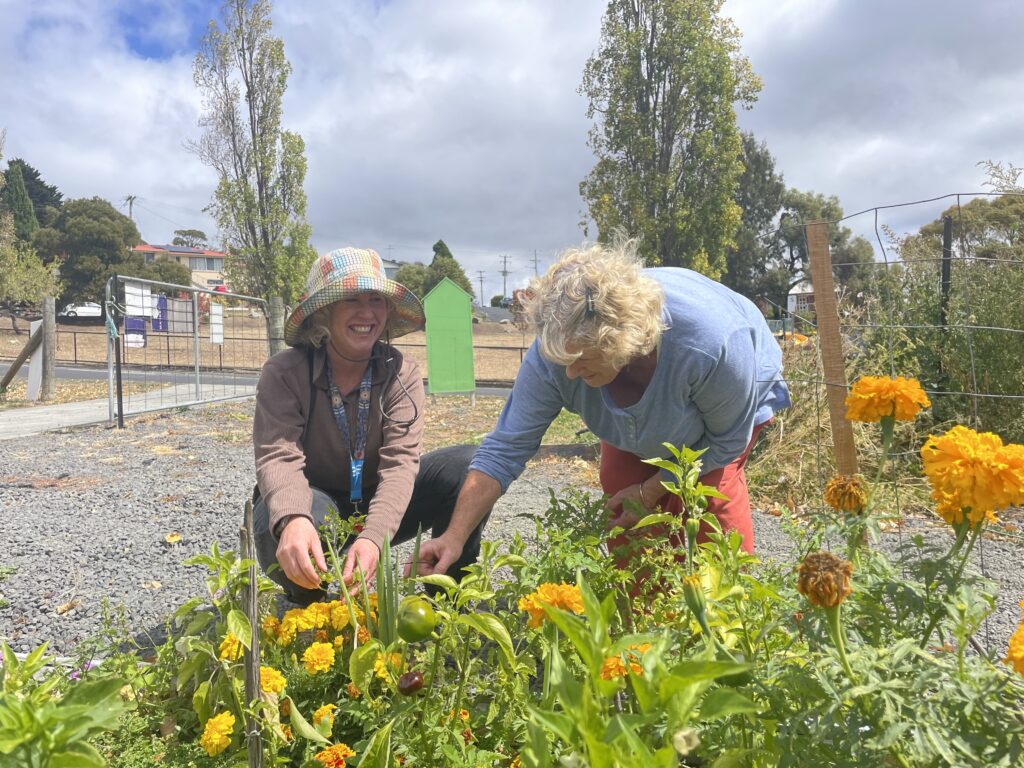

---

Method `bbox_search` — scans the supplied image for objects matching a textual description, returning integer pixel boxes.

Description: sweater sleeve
[469,345,564,491]
[253,353,314,535]
[689,327,761,471]
[359,358,425,549]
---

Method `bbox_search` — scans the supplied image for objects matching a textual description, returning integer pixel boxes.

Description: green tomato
[397,596,437,643]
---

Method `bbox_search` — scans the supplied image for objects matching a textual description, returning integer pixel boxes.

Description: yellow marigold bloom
[259,666,287,695]
[600,656,629,679]
[199,711,235,757]
[628,642,652,654]
[517,582,585,628]
[314,743,357,768]
[218,633,243,661]
[511,757,523,768]
[797,551,853,609]
[824,474,868,514]
[302,642,336,675]
[313,703,337,734]
[845,376,930,423]
[261,615,281,639]
[281,725,292,742]
[346,682,361,699]
[357,626,371,644]
[373,651,403,681]
[306,602,332,629]
[279,606,316,645]
[921,425,1024,526]
[329,600,365,630]
[1004,602,1024,676]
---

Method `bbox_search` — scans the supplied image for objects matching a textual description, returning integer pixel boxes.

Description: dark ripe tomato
[397,671,424,695]
[397,596,437,643]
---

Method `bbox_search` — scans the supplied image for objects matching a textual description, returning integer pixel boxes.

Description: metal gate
[105,275,269,424]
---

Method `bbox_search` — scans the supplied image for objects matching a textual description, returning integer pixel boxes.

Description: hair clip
[584,287,597,319]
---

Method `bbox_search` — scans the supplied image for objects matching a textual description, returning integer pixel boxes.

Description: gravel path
[1,400,1021,658]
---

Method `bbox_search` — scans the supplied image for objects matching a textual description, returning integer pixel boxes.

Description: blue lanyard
[326,362,374,507]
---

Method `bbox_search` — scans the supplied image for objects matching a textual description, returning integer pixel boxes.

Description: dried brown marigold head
[824,474,868,514]
[797,551,853,609]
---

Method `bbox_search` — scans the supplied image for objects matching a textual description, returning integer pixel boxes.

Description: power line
[499,254,512,298]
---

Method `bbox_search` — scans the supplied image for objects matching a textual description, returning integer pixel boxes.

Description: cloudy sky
[2,0,1021,301]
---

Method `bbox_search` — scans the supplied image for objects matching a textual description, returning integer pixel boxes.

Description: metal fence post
[192,288,202,400]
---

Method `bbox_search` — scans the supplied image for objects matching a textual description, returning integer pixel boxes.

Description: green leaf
[49,743,107,768]
[192,680,211,724]
[287,697,329,744]
[349,639,383,693]
[456,613,516,669]
[698,688,759,721]
[227,609,252,650]
[543,606,596,669]
[416,574,458,593]
[632,513,676,530]
[355,719,394,767]
[526,705,577,743]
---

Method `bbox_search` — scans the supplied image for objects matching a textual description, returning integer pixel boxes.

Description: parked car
[58,302,102,318]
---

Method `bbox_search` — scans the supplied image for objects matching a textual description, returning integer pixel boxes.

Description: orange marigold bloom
[357,626,371,644]
[218,633,243,661]
[600,656,629,680]
[1004,602,1024,676]
[823,474,868,514]
[259,666,286,695]
[517,582,585,628]
[797,551,853,609]
[314,743,356,768]
[921,426,1024,526]
[844,376,930,422]
[302,642,336,675]
[346,682,361,699]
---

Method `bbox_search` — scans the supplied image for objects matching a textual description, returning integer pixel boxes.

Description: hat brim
[284,276,425,346]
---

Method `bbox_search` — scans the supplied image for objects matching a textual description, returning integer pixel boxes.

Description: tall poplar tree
[580,0,760,276]
[3,161,38,242]
[189,0,315,303]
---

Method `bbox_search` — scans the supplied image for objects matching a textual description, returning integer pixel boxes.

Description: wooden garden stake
[240,499,265,767]
[806,222,859,476]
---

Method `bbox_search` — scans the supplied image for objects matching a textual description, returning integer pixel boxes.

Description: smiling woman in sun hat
[252,246,484,604]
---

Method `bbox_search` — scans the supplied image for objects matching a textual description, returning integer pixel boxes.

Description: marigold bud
[797,551,853,609]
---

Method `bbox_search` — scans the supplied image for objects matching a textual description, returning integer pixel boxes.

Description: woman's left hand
[606,483,646,531]
[343,538,380,593]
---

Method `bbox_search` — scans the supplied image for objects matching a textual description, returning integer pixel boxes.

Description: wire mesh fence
[105,275,269,422]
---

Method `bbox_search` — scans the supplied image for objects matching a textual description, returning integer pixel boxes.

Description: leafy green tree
[35,197,141,304]
[579,0,761,276]
[394,262,428,299]
[3,159,62,224]
[136,255,194,287]
[189,0,315,304]
[171,229,209,248]
[0,137,56,332]
[763,189,874,315]
[722,132,785,299]
[423,239,473,296]
[490,294,505,308]
[2,161,38,242]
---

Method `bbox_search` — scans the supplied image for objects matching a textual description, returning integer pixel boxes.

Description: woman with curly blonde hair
[414,238,790,574]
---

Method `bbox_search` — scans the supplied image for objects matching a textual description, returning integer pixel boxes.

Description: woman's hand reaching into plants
[342,538,380,594]
[277,516,328,589]
[606,478,664,531]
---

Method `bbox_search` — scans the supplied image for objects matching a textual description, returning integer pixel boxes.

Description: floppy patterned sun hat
[284,247,426,346]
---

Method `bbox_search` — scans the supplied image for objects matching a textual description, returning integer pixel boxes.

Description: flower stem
[920,522,981,649]
[863,416,895,518]
[825,605,856,683]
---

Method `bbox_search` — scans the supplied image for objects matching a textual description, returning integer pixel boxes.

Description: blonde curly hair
[524,238,665,371]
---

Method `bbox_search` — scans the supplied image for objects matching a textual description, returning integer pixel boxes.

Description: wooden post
[240,499,264,767]
[806,222,859,476]
[0,325,42,394]
[42,297,56,401]
[268,297,285,355]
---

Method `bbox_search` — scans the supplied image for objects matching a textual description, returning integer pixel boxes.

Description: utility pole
[123,195,137,221]
[476,270,486,305]
[499,254,512,298]
[532,249,540,275]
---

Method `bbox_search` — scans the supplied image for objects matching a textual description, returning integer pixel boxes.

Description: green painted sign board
[423,277,475,393]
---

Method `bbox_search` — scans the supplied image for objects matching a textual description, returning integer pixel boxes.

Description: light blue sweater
[469,268,791,491]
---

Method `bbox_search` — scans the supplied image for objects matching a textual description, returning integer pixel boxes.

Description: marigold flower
[306,602,332,629]
[313,703,337,734]
[845,376,930,422]
[259,666,286,695]
[302,642,336,675]
[314,743,357,768]
[600,656,629,679]
[261,615,281,639]
[199,711,235,757]
[517,582,585,628]
[823,474,868,514]
[921,425,1024,526]
[329,599,365,630]
[1004,602,1024,676]
[218,633,243,661]
[346,682,361,699]
[373,651,403,681]
[797,551,853,609]
[357,626,371,644]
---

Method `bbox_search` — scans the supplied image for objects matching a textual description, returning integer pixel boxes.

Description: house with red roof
[131,243,231,292]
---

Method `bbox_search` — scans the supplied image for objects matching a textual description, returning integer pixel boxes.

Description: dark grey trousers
[253,444,485,604]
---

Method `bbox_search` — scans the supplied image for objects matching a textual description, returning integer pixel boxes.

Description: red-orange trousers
[600,422,768,558]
